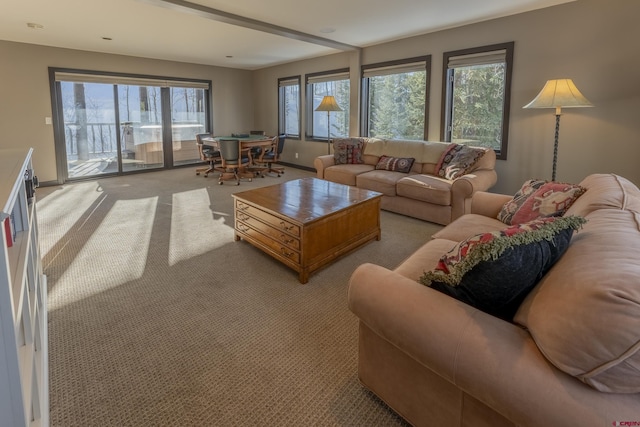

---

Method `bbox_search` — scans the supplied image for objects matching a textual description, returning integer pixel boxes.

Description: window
[361,56,431,140]
[442,42,514,159]
[278,76,301,138]
[306,69,350,140]
[50,69,210,181]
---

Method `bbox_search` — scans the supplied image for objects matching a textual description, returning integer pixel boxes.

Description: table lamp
[315,95,343,155]
[523,79,593,181]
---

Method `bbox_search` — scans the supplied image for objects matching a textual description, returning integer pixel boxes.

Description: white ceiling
[0,0,574,70]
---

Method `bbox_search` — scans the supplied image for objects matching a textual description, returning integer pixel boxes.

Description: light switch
[45,117,52,125]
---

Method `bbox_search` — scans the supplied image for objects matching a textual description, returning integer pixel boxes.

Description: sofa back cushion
[564,173,640,217]
[363,139,448,163]
[515,174,640,393]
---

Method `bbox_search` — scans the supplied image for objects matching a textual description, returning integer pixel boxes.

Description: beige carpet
[37,166,442,426]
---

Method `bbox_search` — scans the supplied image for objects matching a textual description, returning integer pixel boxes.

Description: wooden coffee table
[232,177,382,283]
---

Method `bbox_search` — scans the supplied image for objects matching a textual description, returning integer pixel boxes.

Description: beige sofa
[314,138,497,225]
[348,173,640,426]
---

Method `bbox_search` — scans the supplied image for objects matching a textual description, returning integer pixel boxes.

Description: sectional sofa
[314,138,497,225]
[348,173,640,426]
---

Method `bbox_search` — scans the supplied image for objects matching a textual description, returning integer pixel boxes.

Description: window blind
[54,72,210,89]
[447,50,507,69]
[362,61,426,78]
[306,70,349,85]
[278,77,300,87]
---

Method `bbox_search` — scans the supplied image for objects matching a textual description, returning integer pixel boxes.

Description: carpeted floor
[37,166,442,426]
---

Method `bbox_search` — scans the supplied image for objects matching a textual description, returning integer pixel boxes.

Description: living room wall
[252,0,640,194]
[1,0,638,193]
[0,41,254,183]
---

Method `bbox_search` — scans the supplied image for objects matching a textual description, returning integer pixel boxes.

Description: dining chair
[248,130,266,162]
[195,133,221,178]
[256,134,286,177]
[217,139,253,185]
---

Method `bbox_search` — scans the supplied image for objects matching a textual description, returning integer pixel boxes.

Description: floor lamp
[523,79,593,181]
[315,95,343,155]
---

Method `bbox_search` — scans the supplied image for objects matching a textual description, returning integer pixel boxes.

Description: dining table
[202,134,275,176]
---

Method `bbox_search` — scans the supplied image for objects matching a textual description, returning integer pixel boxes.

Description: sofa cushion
[515,208,640,393]
[364,138,449,164]
[419,216,586,321]
[435,144,486,180]
[333,138,365,165]
[375,155,415,173]
[498,179,586,225]
[356,170,408,196]
[396,175,452,206]
[564,173,640,217]
[432,214,508,242]
[324,164,375,186]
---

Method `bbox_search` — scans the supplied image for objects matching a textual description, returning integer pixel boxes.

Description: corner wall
[0,42,254,183]
[252,0,640,194]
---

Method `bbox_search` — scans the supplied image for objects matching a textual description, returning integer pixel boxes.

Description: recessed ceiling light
[319,28,335,34]
[26,22,44,30]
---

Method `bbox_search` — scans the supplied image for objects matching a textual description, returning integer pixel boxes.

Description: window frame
[441,42,514,160]
[360,55,431,140]
[305,68,350,141]
[278,75,301,139]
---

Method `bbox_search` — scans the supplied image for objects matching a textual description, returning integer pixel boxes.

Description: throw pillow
[498,179,587,225]
[375,155,415,173]
[333,138,364,165]
[419,215,587,321]
[435,143,486,180]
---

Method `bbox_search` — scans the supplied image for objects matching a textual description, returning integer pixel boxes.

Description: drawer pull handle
[280,248,294,257]
[238,204,249,211]
[237,213,250,221]
[279,221,293,231]
[237,224,249,232]
[280,235,295,245]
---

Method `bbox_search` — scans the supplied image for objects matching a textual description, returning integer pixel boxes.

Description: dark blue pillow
[428,228,574,321]
[419,215,586,321]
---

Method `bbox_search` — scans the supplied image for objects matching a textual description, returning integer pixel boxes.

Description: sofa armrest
[470,191,513,217]
[313,154,335,179]
[348,263,479,383]
[348,262,633,426]
[450,169,498,221]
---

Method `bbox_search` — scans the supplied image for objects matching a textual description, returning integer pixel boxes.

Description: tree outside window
[442,42,514,159]
[362,56,430,140]
[278,76,300,138]
[306,69,350,140]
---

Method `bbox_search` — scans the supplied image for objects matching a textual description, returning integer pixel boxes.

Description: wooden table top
[232,178,382,225]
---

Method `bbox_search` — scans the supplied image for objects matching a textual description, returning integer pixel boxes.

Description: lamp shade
[523,79,593,112]
[315,95,343,112]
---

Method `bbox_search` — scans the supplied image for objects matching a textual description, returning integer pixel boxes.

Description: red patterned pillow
[375,155,415,173]
[333,138,364,165]
[498,179,586,225]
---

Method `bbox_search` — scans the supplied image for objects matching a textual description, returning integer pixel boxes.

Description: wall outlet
[295,152,299,159]
[45,117,52,125]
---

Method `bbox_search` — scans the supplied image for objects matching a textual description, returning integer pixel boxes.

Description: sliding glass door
[51,69,211,182]
[61,81,119,178]
[118,85,165,173]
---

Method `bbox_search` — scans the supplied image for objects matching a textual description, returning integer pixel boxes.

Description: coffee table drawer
[235,220,301,263]
[236,200,300,237]
[235,218,300,250]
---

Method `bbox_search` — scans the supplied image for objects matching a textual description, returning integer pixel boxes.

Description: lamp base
[552,113,560,182]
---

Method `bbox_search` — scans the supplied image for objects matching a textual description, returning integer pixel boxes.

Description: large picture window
[278,76,301,138]
[442,42,514,159]
[50,69,210,181]
[361,56,431,140]
[306,69,350,140]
